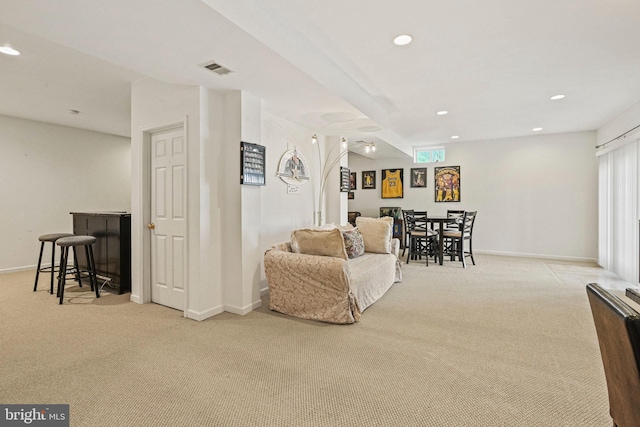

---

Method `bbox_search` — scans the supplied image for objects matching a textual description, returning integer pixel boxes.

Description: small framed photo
[350,172,357,190]
[362,171,376,189]
[348,191,354,200]
[410,168,427,188]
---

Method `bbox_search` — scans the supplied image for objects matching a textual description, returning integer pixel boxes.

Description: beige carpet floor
[0,255,616,426]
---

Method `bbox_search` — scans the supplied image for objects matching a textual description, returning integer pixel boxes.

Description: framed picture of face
[410,168,427,188]
[348,191,354,200]
[350,172,357,190]
[434,166,460,202]
[362,171,376,189]
[381,169,403,199]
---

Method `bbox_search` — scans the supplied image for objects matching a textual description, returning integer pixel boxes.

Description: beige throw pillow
[355,216,393,254]
[292,228,348,260]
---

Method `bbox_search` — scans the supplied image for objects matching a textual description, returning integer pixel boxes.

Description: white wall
[131,78,320,319]
[258,111,318,284]
[348,131,598,261]
[0,114,131,273]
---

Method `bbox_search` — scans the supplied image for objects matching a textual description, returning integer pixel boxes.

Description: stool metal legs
[56,244,99,305]
[33,241,58,294]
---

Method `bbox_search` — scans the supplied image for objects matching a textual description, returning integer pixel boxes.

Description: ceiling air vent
[202,61,234,76]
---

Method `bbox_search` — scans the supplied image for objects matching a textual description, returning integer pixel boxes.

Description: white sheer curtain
[598,138,639,284]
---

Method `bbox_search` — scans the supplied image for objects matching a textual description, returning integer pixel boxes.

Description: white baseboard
[129,294,144,304]
[475,250,598,264]
[224,299,263,316]
[0,264,38,275]
[187,305,224,321]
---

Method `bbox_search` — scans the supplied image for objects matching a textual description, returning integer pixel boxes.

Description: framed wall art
[350,172,357,190]
[340,167,351,192]
[348,191,354,200]
[410,168,427,188]
[379,207,402,219]
[381,169,403,199]
[434,166,460,202]
[240,141,266,186]
[362,171,376,189]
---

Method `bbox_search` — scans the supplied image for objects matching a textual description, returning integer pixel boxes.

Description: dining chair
[445,209,465,231]
[586,283,640,427]
[442,211,477,268]
[401,209,414,256]
[405,211,439,266]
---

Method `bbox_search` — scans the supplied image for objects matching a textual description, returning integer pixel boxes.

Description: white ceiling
[1,0,640,159]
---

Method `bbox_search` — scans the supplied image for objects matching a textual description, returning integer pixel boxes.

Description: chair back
[461,211,477,236]
[412,211,428,232]
[402,210,415,232]
[586,283,640,427]
[447,209,465,219]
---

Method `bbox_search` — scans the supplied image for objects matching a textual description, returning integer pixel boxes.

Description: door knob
[147,223,155,230]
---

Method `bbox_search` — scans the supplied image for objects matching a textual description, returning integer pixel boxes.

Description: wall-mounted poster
[340,167,351,192]
[380,207,402,219]
[381,169,403,199]
[362,171,376,189]
[434,166,460,202]
[410,168,427,188]
[350,172,357,190]
[276,149,310,186]
[348,191,354,200]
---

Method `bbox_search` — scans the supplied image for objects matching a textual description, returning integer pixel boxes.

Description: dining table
[413,214,456,265]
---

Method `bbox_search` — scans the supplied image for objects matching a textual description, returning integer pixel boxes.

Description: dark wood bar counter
[70,211,131,294]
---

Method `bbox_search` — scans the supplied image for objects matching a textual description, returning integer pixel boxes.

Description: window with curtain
[598,138,639,284]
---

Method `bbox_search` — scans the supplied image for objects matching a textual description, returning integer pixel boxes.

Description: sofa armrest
[390,238,400,258]
[264,249,350,293]
[264,247,359,323]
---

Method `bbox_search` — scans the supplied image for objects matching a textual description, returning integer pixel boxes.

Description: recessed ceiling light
[0,46,20,56]
[393,35,412,46]
[436,110,448,116]
[550,94,565,100]
[451,135,459,139]
[532,127,543,132]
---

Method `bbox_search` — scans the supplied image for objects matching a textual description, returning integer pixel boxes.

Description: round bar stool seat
[34,233,74,294]
[56,235,100,304]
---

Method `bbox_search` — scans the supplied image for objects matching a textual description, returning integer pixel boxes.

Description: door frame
[138,118,189,317]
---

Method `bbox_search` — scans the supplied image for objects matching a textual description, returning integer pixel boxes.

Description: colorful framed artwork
[381,169,403,199]
[434,166,460,202]
[350,172,357,190]
[362,171,376,189]
[379,207,402,219]
[410,168,427,188]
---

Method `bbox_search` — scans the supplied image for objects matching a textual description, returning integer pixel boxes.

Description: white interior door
[150,127,187,311]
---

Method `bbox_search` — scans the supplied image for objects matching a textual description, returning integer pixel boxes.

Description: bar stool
[34,233,74,294]
[56,235,100,304]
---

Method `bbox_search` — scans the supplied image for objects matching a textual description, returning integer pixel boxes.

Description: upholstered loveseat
[264,217,402,324]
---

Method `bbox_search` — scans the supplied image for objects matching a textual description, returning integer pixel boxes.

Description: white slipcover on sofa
[263,217,402,324]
